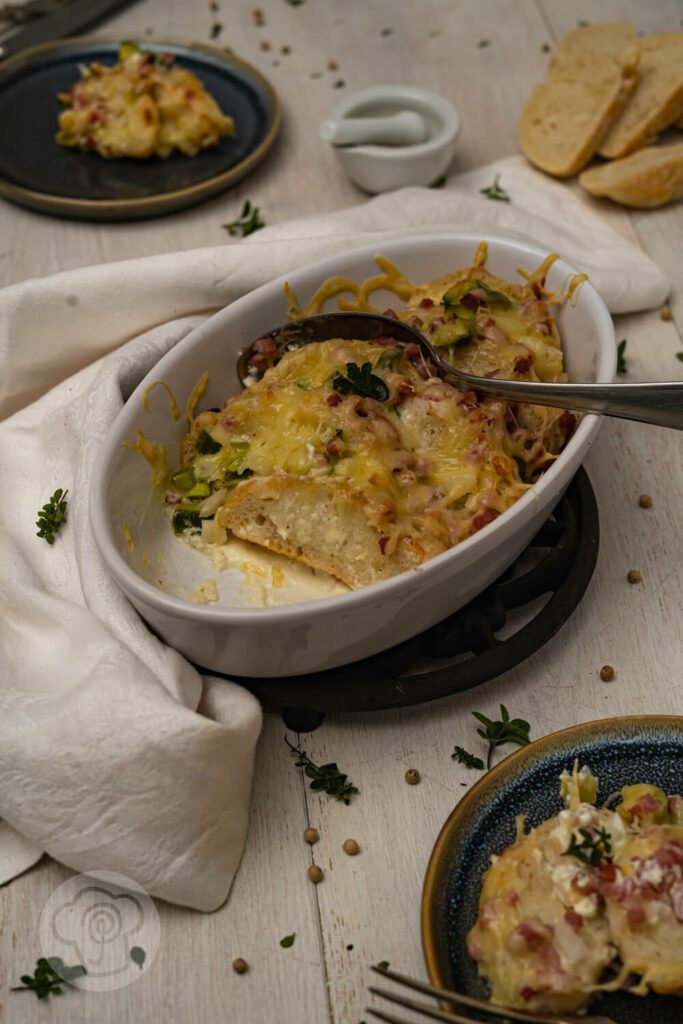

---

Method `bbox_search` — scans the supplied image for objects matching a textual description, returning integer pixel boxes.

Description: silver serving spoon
[237,312,683,430]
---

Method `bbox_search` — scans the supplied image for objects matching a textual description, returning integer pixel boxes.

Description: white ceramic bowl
[90,232,615,678]
[325,85,460,193]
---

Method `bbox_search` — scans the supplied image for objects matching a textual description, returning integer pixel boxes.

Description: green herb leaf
[563,826,612,865]
[285,736,359,804]
[377,960,390,970]
[223,200,265,238]
[451,746,484,770]
[12,958,86,999]
[333,362,390,401]
[471,704,531,768]
[130,946,146,969]
[36,488,68,545]
[380,28,393,36]
[430,174,446,188]
[676,352,683,362]
[280,933,296,947]
[479,174,510,202]
[210,22,223,38]
[617,339,628,374]
[172,509,202,535]
[477,39,491,48]
[195,429,222,454]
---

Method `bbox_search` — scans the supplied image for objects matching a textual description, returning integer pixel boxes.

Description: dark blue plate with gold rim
[422,716,683,1024]
[0,35,279,220]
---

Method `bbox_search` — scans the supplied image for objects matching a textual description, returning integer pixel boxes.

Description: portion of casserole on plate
[56,42,234,158]
[166,244,581,589]
[467,765,683,1013]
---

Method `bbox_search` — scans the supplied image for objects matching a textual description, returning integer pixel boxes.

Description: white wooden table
[1,1,682,1021]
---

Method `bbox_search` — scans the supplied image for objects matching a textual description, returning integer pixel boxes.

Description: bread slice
[519,52,639,177]
[549,22,639,74]
[579,142,683,207]
[599,33,683,158]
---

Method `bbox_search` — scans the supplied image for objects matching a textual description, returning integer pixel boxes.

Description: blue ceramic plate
[422,716,683,1024]
[0,35,279,220]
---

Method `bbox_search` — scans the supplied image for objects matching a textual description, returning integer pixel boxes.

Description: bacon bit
[597,861,617,885]
[564,911,583,931]
[418,297,435,309]
[380,336,400,347]
[519,986,536,1002]
[627,906,647,926]
[221,414,237,431]
[185,89,196,100]
[165,490,185,506]
[326,437,344,457]
[558,411,577,432]
[629,793,661,820]
[653,836,683,868]
[472,508,499,533]
[326,393,342,407]
[466,934,485,962]
[514,354,533,373]
[407,315,423,328]
[378,536,390,554]
[251,353,269,371]
[493,456,509,478]
[253,336,277,354]
[480,898,503,925]
[393,377,415,404]
[670,879,683,922]
[460,391,480,411]
[85,134,96,149]
[460,291,484,310]
[143,107,155,125]
[382,308,399,319]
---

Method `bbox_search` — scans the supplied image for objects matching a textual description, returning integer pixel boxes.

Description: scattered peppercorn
[210,0,219,9]
[600,665,615,682]
[346,943,354,950]
[260,40,271,50]
[660,306,672,321]
[342,838,360,856]
[253,8,264,25]
[333,79,346,88]
[281,45,291,54]
[210,22,223,38]
[627,569,641,584]
[638,494,652,508]
[541,42,551,52]
[308,864,324,883]
[405,768,420,785]
[232,957,248,974]
[303,827,319,844]
[327,59,338,70]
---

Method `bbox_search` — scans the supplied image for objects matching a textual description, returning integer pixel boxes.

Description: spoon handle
[441,373,683,431]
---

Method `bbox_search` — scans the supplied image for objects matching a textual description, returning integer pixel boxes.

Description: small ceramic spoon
[237,312,683,430]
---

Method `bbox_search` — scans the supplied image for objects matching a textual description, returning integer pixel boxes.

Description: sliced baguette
[216,475,445,589]
[579,142,683,207]
[549,22,639,74]
[519,52,639,178]
[599,32,683,158]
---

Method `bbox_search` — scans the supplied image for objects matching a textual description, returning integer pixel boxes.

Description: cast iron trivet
[222,467,598,723]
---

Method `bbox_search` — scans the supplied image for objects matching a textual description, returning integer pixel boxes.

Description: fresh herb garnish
[479,174,510,202]
[130,947,146,969]
[564,826,612,865]
[451,746,485,770]
[333,362,389,402]
[472,704,531,768]
[12,957,86,1000]
[36,488,68,545]
[377,960,390,970]
[676,352,683,362]
[172,509,202,535]
[430,174,446,188]
[617,338,628,373]
[210,22,223,38]
[280,933,296,947]
[195,429,222,454]
[223,200,265,238]
[285,736,359,804]
[286,0,305,6]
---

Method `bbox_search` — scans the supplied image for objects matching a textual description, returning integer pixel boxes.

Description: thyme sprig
[36,488,68,544]
[564,826,612,865]
[285,736,359,804]
[451,746,485,770]
[617,338,628,373]
[479,174,510,202]
[223,200,265,237]
[472,704,531,768]
[11,957,86,1000]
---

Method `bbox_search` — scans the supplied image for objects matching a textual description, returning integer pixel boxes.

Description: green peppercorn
[600,665,615,682]
[405,768,420,785]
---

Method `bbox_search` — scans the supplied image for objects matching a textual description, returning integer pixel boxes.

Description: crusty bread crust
[216,474,446,589]
[549,23,638,74]
[519,53,638,177]
[579,142,683,207]
[598,33,683,158]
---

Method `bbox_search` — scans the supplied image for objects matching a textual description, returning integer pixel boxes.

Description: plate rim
[0,33,280,218]
[421,714,683,994]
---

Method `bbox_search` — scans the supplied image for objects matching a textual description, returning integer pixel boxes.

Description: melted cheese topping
[56,44,234,159]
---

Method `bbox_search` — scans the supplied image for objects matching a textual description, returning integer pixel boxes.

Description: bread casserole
[467,768,683,1013]
[167,249,579,590]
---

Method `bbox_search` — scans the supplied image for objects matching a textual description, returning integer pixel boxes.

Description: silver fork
[365,964,618,1024]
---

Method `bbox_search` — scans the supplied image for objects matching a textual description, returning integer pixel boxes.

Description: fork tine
[369,966,617,1024]
[368,985,488,1024]
[365,1007,417,1024]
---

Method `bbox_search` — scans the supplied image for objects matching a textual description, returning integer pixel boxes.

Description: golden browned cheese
[171,258,576,588]
[56,44,234,158]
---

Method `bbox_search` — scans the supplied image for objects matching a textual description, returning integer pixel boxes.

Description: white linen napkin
[0,156,669,911]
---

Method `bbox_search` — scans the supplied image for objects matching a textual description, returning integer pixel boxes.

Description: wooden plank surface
[1,1,682,1022]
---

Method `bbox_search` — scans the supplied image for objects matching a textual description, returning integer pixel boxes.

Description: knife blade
[0,0,138,62]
